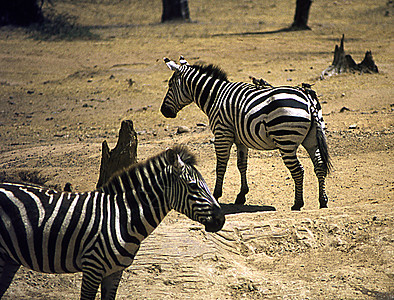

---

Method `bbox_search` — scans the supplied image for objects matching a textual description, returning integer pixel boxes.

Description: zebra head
[165,146,225,232]
[161,57,193,118]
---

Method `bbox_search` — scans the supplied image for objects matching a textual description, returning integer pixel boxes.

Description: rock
[340,107,350,112]
[177,126,190,134]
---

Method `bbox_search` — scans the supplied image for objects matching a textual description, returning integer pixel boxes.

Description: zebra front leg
[80,269,103,300]
[235,144,249,205]
[0,255,21,298]
[101,270,124,300]
[280,149,305,211]
[213,138,232,201]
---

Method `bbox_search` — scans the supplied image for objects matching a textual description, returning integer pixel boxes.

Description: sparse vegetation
[29,8,98,41]
[0,169,50,186]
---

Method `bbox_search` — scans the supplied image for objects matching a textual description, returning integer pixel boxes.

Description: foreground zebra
[0,146,225,299]
[161,57,331,210]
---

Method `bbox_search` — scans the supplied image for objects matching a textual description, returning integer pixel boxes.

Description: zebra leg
[314,150,329,208]
[235,144,249,205]
[306,147,329,208]
[80,270,103,300]
[101,270,123,300]
[302,126,329,208]
[0,254,21,298]
[213,138,233,201]
[279,149,305,211]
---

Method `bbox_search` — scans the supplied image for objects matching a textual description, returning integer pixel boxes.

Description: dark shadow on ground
[212,26,309,37]
[220,203,276,215]
[352,285,393,300]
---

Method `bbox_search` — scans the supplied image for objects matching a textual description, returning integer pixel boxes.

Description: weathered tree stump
[321,34,378,79]
[96,120,138,188]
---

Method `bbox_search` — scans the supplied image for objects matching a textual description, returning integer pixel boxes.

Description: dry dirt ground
[0,0,393,299]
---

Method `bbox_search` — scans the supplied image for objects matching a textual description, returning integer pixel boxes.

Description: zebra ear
[164,57,180,71]
[174,154,185,175]
[179,55,189,66]
[166,149,184,175]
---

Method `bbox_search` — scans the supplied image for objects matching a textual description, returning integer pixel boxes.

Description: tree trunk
[291,0,312,30]
[0,0,44,26]
[96,120,138,188]
[161,0,190,23]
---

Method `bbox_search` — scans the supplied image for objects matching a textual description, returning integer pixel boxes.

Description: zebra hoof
[319,197,328,208]
[291,203,303,211]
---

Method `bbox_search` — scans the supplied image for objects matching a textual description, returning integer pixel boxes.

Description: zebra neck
[187,73,225,118]
[99,157,171,233]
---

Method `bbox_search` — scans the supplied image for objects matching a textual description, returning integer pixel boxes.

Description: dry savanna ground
[0,0,393,299]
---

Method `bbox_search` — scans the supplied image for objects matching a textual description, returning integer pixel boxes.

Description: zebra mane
[191,64,229,82]
[171,145,197,166]
[99,145,197,190]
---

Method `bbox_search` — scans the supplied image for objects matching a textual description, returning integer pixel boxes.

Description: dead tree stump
[321,34,378,79]
[96,120,138,188]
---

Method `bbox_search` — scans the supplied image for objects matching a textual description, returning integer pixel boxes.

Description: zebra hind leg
[0,254,21,298]
[100,270,123,300]
[312,148,329,208]
[279,149,305,211]
[302,127,329,209]
[235,144,249,205]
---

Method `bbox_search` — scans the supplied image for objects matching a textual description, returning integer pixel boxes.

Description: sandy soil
[0,0,393,299]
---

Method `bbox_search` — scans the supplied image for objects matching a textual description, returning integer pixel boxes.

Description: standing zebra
[0,146,225,300]
[161,56,331,210]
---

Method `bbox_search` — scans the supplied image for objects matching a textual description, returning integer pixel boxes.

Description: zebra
[0,146,225,300]
[161,56,331,211]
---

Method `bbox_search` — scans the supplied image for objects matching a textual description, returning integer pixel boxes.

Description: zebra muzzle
[161,104,177,118]
[202,207,225,232]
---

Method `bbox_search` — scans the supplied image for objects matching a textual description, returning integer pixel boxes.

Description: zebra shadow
[219,203,276,215]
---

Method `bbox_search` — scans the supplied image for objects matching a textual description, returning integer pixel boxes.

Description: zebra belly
[0,228,84,274]
[235,125,277,151]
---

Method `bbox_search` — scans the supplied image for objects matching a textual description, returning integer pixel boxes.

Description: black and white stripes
[161,57,331,210]
[0,146,225,300]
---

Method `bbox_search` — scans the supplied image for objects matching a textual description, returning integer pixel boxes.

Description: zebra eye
[188,181,198,189]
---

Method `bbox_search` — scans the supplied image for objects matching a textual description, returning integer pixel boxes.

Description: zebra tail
[304,85,333,174]
[316,118,333,175]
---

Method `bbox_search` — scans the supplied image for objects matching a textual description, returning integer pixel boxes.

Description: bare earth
[0,0,393,299]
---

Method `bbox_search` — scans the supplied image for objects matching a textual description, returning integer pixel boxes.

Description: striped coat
[0,146,225,300]
[161,57,331,210]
